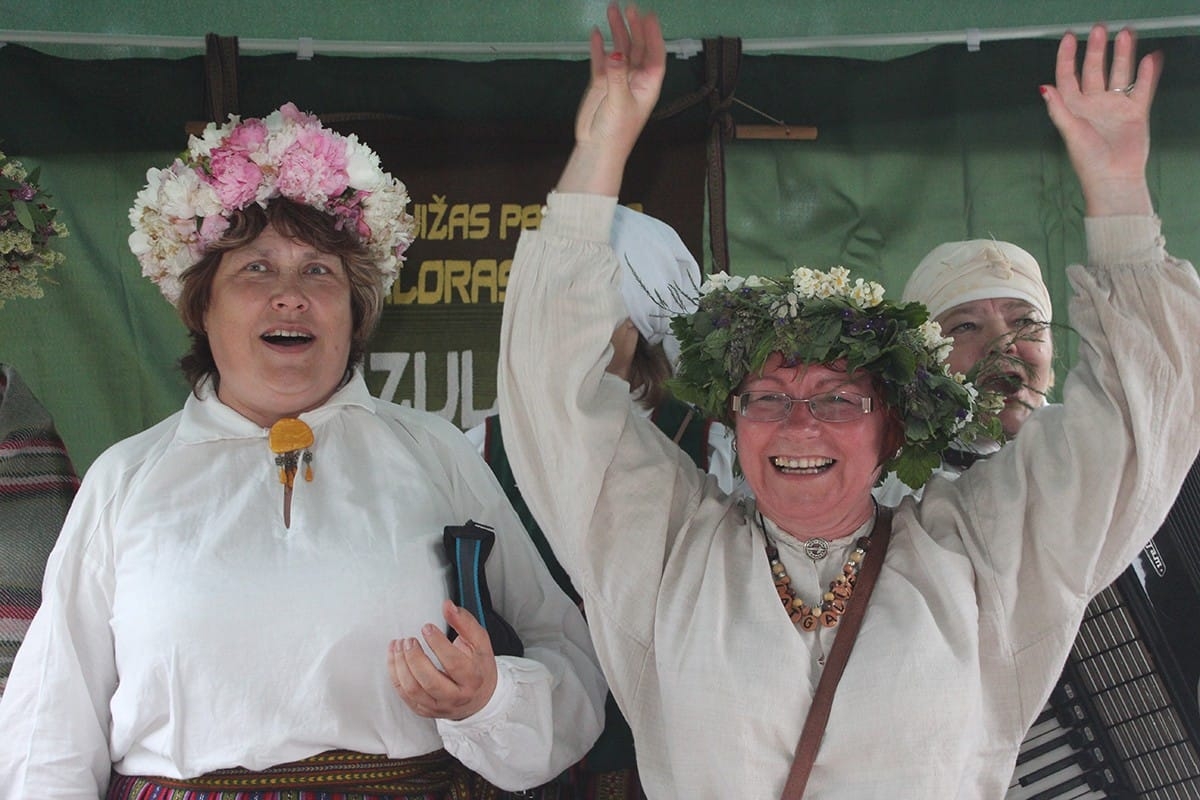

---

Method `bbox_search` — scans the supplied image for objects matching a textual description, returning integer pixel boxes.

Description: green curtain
[1,36,1196,472]
[721,36,1200,388]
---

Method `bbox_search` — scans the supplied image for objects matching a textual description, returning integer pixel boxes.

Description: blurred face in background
[936,298,1053,437]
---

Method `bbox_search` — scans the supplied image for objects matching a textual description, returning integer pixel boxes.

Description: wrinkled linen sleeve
[397,412,607,791]
[497,193,720,684]
[0,454,122,799]
[915,215,1200,715]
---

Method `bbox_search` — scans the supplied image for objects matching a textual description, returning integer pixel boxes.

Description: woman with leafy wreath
[496,5,1200,798]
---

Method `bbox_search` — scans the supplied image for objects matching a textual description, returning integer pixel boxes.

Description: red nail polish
[1039,85,1049,97]
[610,51,624,63]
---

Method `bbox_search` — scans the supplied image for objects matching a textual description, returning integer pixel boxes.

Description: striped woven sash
[107,749,498,799]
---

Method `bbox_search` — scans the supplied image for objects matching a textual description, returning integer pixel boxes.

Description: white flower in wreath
[825,266,851,292]
[917,319,954,363]
[346,136,386,190]
[850,278,885,309]
[700,272,745,295]
[790,267,820,297]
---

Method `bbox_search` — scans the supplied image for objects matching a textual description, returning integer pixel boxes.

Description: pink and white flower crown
[128,103,415,305]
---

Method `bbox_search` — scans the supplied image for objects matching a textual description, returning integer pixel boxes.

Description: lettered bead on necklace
[764,528,872,634]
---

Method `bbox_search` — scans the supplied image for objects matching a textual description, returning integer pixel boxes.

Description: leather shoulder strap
[780,506,893,800]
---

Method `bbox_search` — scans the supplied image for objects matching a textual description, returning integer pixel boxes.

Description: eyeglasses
[733,390,873,423]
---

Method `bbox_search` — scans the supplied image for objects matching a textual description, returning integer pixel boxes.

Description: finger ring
[1111,82,1136,95]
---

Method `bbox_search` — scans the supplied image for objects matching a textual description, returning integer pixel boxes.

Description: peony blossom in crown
[128,103,415,305]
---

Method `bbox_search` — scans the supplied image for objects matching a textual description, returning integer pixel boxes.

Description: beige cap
[903,239,1052,323]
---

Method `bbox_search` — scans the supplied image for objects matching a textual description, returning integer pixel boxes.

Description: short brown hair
[176,199,385,393]
[628,335,673,409]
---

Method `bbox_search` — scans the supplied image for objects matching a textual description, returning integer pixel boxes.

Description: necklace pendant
[269,418,315,489]
[269,418,314,453]
[761,513,872,635]
[803,537,830,561]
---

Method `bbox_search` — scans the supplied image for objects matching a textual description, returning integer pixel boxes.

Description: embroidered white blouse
[0,373,606,798]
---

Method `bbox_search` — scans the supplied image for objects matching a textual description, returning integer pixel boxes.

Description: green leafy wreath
[0,146,69,309]
[667,267,1004,489]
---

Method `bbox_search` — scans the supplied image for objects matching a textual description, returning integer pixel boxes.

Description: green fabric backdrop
[1,35,1197,473]
[721,36,1200,387]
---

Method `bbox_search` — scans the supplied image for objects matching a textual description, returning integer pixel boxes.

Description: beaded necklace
[762,513,873,632]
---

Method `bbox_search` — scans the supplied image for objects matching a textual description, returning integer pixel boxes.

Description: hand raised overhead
[1041,24,1163,216]
[558,4,667,196]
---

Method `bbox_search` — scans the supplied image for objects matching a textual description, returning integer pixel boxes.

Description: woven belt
[107,749,492,798]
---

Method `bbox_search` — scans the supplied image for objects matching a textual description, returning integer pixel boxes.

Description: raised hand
[558,3,667,196]
[1041,24,1163,216]
[389,600,499,721]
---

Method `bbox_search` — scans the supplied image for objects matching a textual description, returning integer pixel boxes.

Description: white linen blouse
[0,372,606,798]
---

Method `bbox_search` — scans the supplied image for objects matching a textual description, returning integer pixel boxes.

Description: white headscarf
[611,205,701,366]
[903,239,1052,323]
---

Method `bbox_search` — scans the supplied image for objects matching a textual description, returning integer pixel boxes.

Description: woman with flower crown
[497,5,1200,799]
[0,104,605,798]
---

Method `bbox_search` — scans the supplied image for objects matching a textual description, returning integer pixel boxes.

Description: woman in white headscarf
[905,239,1056,439]
[874,239,1056,504]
